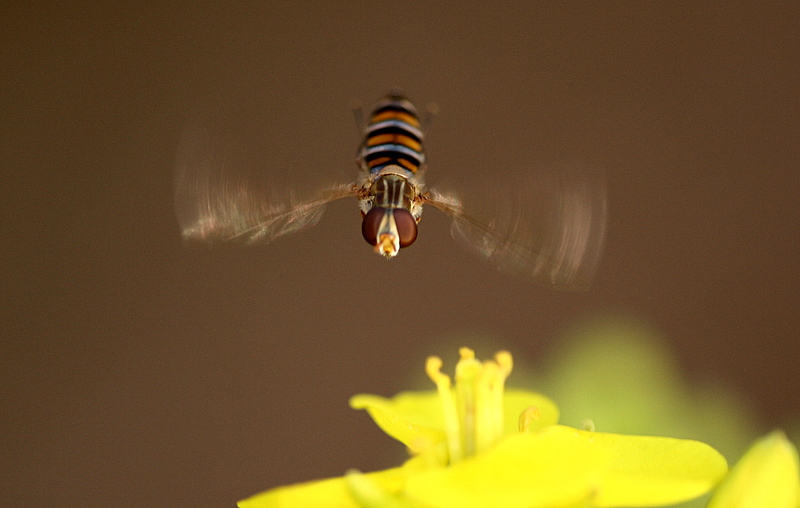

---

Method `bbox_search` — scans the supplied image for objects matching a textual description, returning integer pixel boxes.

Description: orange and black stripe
[358,93,425,174]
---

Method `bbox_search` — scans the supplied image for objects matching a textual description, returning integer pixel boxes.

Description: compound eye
[361,207,385,246]
[393,208,418,248]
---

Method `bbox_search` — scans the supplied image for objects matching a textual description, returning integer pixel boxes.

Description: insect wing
[174,115,356,245]
[425,169,607,290]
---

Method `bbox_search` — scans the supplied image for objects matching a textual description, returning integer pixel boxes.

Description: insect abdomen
[359,94,425,174]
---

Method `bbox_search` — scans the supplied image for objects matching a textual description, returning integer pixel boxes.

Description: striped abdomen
[358,94,425,174]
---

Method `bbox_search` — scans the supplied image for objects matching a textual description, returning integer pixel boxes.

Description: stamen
[455,348,482,457]
[427,349,515,464]
[475,360,499,454]
[426,356,462,463]
[475,351,512,453]
[495,350,513,377]
[518,405,542,433]
[490,350,512,442]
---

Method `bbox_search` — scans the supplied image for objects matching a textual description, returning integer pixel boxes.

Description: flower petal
[592,426,728,506]
[350,389,558,457]
[403,425,727,508]
[706,430,800,508]
[350,392,448,458]
[405,428,600,508]
[237,466,410,508]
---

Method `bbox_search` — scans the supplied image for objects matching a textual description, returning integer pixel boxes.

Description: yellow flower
[706,430,800,508]
[238,348,727,508]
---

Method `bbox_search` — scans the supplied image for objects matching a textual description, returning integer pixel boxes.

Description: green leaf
[535,317,756,465]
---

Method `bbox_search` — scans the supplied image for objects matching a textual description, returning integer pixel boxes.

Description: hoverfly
[175,92,606,289]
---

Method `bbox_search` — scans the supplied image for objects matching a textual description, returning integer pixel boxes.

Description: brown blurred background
[2,2,798,507]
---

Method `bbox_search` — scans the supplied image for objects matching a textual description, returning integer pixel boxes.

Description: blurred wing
[425,169,607,290]
[174,115,356,245]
